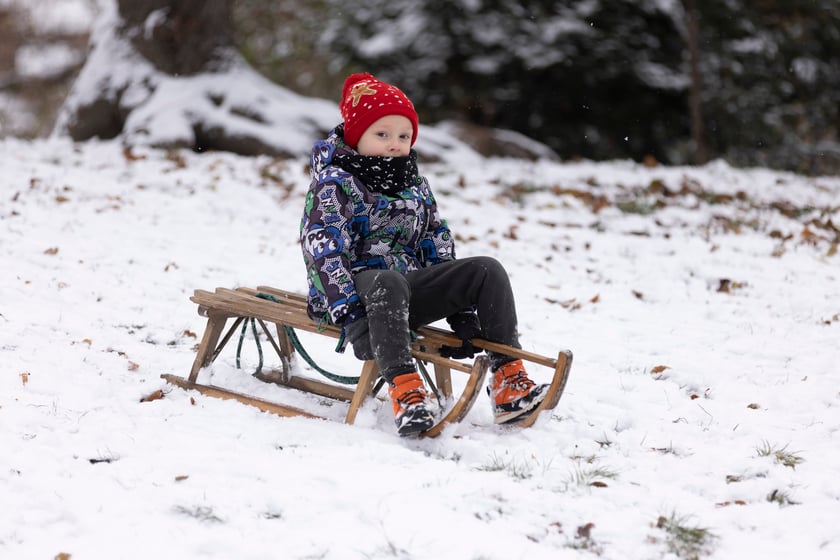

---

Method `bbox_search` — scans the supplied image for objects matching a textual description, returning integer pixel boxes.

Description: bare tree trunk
[59,0,238,144]
[55,0,340,157]
[117,0,235,76]
[683,0,708,164]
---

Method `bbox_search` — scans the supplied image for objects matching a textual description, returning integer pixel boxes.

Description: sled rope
[236,317,263,371]
[415,359,443,409]
[237,292,447,390]
[231,292,360,384]
[281,323,360,384]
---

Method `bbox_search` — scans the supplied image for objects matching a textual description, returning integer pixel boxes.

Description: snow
[119,68,341,156]
[2,135,840,560]
[634,60,691,90]
[52,0,391,161]
[0,93,36,136]
[3,1,840,557]
[14,44,83,80]
[4,0,99,34]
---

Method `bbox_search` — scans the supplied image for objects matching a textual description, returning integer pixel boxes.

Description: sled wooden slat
[161,373,322,419]
[410,349,473,374]
[421,355,489,438]
[163,285,572,436]
[511,349,573,428]
[344,360,379,425]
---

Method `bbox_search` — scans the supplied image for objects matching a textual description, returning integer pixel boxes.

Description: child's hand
[439,340,477,360]
[446,310,481,342]
[345,317,374,361]
[441,310,482,359]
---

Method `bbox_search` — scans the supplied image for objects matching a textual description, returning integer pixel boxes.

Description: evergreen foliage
[174,0,840,173]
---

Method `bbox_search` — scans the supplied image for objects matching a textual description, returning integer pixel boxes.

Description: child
[300,72,547,436]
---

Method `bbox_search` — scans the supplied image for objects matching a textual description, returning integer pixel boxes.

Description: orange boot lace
[388,372,429,416]
[489,359,535,406]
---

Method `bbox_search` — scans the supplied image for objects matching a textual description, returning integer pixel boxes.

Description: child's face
[356,115,413,157]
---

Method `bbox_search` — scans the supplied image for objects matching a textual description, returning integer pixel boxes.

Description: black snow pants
[353,256,521,382]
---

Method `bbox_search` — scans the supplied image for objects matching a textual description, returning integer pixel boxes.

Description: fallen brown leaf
[140,389,165,403]
[718,278,747,293]
[577,523,595,539]
[547,298,581,311]
[165,149,187,169]
[800,226,819,245]
[123,146,146,162]
[591,196,610,213]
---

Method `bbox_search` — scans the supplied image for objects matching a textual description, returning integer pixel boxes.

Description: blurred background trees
[57,0,238,143]
[2,0,838,174]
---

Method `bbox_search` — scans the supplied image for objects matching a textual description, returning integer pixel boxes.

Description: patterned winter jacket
[300,125,455,327]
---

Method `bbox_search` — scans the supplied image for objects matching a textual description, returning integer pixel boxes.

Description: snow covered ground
[2,138,839,559]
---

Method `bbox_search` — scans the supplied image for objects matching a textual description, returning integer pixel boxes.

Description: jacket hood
[310,124,353,179]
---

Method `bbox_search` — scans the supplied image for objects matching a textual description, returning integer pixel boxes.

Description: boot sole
[398,417,435,437]
[493,384,549,424]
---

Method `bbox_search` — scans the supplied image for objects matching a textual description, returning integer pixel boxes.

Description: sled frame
[162,286,572,436]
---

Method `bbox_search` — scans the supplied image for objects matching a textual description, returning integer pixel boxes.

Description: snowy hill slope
[2,138,839,559]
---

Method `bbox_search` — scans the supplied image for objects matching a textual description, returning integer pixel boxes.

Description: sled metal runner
[162,286,573,436]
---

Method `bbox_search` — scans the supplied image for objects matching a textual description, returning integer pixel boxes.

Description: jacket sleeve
[300,169,364,326]
[418,181,455,266]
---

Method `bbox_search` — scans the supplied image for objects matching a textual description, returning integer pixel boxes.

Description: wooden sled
[162,286,573,436]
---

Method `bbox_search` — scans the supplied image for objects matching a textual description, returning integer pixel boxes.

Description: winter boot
[388,373,435,436]
[487,359,548,424]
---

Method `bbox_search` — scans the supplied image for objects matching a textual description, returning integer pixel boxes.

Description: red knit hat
[339,72,419,149]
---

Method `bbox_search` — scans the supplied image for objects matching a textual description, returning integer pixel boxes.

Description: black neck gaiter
[334,150,420,196]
